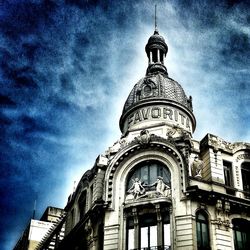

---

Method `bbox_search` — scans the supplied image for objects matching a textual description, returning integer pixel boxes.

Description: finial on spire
[154,4,158,33]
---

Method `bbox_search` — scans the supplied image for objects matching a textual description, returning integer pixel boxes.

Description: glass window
[223,161,233,187]
[140,214,157,248]
[127,217,135,250]
[196,211,210,250]
[241,163,250,192]
[78,191,86,220]
[126,161,171,191]
[127,212,170,250]
[233,219,250,250]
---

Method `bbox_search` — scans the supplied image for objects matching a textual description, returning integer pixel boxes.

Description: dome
[119,72,194,133]
[122,73,192,114]
[119,29,195,134]
[145,30,168,56]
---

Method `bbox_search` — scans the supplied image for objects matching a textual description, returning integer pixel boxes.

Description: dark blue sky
[0,1,249,249]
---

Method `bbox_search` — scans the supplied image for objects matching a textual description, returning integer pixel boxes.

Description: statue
[127,178,145,199]
[135,129,151,145]
[191,156,203,178]
[150,176,171,196]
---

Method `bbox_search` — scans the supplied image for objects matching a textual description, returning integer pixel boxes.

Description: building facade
[29,28,250,250]
[14,207,65,250]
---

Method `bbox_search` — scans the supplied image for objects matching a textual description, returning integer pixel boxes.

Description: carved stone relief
[213,199,231,230]
[191,156,204,178]
[127,176,171,201]
[134,129,151,145]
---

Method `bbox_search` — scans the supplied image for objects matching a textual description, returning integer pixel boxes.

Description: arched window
[126,161,171,249]
[233,218,250,250]
[126,160,171,191]
[196,211,210,250]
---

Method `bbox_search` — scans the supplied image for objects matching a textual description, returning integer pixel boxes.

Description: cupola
[145,29,168,75]
[120,26,195,136]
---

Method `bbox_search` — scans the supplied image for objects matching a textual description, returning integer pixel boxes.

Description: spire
[155,4,158,34]
[145,8,168,75]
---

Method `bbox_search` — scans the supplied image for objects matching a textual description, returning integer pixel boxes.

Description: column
[155,204,163,247]
[157,49,160,62]
[149,51,153,64]
[132,207,139,249]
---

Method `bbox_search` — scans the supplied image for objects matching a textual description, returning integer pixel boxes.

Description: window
[140,214,157,248]
[223,161,233,187]
[241,163,250,193]
[233,219,250,250]
[126,161,171,192]
[78,191,86,220]
[126,212,170,250]
[152,49,158,63]
[196,211,210,250]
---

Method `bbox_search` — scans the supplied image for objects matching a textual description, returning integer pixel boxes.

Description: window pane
[141,165,149,184]
[242,231,247,248]
[236,231,243,249]
[150,164,158,184]
[223,161,233,187]
[242,163,250,192]
[233,219,250,250]
[196,222,201,247]
[197,213,206,221]
[150,225,157,247]
[201,223,209,247]
[164,224,170,246]
[162,167,171,185]
[128,229,134,250]
[126,161,171,191]
[141,227,148,248]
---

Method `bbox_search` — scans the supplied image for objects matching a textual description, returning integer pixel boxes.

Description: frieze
[236,153,250,162]
[126,105,191,131]
[201,134,250,153]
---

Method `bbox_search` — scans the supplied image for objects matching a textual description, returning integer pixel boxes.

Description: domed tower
[120,28,196,137]
[32,17,250,250]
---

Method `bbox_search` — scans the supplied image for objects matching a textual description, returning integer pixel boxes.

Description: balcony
[131,246,171,250]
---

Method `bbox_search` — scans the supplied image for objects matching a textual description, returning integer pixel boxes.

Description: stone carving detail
[127,176,171,200]
[209,135,234,151]
[191,156,204,178]
[106,137,128,155]
[136,78,157,100]
[167,126,189,137]
[149,176,171,197]
[127,178,145,199]
[135,129,151,145]
[236,153,250,162]
[84,219,93,241]
[206,134,250,153]
[214,199,231,229]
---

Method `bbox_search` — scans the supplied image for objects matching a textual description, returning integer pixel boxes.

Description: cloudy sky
[0,0,249,249]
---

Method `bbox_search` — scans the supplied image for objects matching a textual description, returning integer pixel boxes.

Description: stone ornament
[105,137,128,155]
[191,156,203,178]
[135,129,151,145]
[127,176,171,200]
[149,176,171,196]
[127,178,145,199]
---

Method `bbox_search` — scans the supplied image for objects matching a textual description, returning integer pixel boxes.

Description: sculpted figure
[136,129,151,145]
[191,156,203,178]
[150,176,171,196]
[128,178,145,199]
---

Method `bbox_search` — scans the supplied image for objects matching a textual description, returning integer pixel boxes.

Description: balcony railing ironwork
[131,246,171,250]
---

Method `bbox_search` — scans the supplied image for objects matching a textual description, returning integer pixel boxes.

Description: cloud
[0,1,249,249]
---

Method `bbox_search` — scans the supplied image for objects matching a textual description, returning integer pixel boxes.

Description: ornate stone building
[33,28,250,250]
